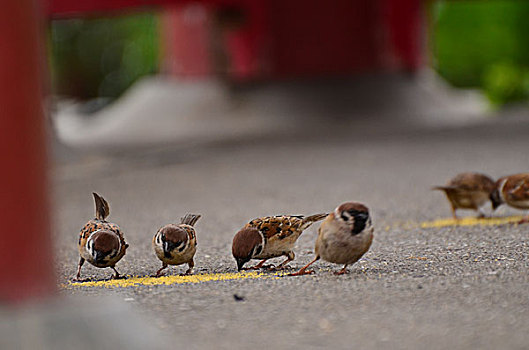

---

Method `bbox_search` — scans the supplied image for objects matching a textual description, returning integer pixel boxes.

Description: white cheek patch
[499,179,508,203]
[86,238,94,255]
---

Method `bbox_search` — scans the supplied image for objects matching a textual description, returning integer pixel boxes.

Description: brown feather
[499,173,529,205]
[92,230,120,253]
[336,202,369,213]
[434,173,495,193]
[180,214,201,227]
[302,213,328,223]
[161,225,188,244]
[232,227,261,259]
[92,192,110,221]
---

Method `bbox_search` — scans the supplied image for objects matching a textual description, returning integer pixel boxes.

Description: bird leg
[333,265,349,275]
[155,263,168,277]
[519,216,529,224]
[245,259,270,270]
[111,266,123,279]
[72,257,86,281]
[183,260,194,275]
[288,256,320,276]
[451,206,458,220]
[269,252,295,270]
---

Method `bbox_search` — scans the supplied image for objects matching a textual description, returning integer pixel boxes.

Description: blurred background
[42,0,529,150]
[47,0,529,107]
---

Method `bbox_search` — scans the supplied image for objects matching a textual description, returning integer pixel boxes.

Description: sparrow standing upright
[76,193,128,281]
[152,214,201,276]
[433,172,495,219]
[289,202,373,276]
[232,213,327,271]
[490,173,529,223]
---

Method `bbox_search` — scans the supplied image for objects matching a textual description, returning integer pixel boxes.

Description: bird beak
[492,201,500,211]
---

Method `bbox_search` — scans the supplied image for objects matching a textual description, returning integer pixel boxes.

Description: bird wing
[444,173,495,193]
[246,216,304,240]
[180,225,197,242]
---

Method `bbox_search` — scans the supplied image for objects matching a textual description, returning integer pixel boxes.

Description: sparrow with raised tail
[76,193,128,281]
[432,172,495,219]
[490,173,529,223]
[289,202,373,276]
[232,213,327,271]
[153,214,201,276]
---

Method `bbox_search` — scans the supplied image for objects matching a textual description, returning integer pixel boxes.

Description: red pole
[0,0,55,301]
[386,0,422,72]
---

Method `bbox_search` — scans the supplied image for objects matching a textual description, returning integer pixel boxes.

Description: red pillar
[0,1,55,301]
[385,0,422,72]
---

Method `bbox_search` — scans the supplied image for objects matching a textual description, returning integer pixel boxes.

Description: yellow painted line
[64,271,283,289]
[420,215,525,229]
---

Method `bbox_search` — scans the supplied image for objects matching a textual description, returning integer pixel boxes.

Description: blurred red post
[0,1,55,301]
[386,0,422,71]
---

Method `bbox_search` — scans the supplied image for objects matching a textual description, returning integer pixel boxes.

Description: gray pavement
[51,80,529,350]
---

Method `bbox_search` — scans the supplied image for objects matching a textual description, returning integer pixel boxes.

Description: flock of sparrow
[74,172,529,281]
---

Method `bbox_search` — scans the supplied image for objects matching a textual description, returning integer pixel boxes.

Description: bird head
[87,230,120,264]
[334,202,371,235]
[232,227,264,271]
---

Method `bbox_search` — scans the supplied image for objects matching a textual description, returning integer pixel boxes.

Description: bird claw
[333,270,348,275]
[267,264,290,271]
[287,269,314,276]
[72,277,90,283]
[243,264,272,270]
[518,217,529,225]
[111,274,125,280]
[262,264,277,270]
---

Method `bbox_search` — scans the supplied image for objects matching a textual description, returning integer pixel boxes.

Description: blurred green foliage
[432,0,529,106]
[49,12,159,100]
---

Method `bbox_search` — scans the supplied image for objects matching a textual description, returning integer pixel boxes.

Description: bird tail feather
[181,214,201,226]
[92,192,110,220]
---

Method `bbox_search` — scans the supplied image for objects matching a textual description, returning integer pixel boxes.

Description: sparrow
[232,213,328,271]
[289,202,373,276]
[152,214,201,276]
[432,172,495,219]
[490,173,529,223]
[76,193,128,281]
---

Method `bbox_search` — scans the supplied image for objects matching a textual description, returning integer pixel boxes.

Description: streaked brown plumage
[232,213,327,271]
[289,202,373,276]
[76,193,128,281]
[490,173,529,223]
[433,172,495,219]
[153,214,200,276]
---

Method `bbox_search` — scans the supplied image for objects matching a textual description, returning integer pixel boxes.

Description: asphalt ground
[52,111,529,349]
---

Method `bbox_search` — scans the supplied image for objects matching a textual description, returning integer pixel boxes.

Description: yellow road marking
[406,256,428,260]
[64,271,283,289]
[420,215,524,228]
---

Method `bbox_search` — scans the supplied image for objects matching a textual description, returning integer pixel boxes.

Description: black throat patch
[351,211,369,235]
